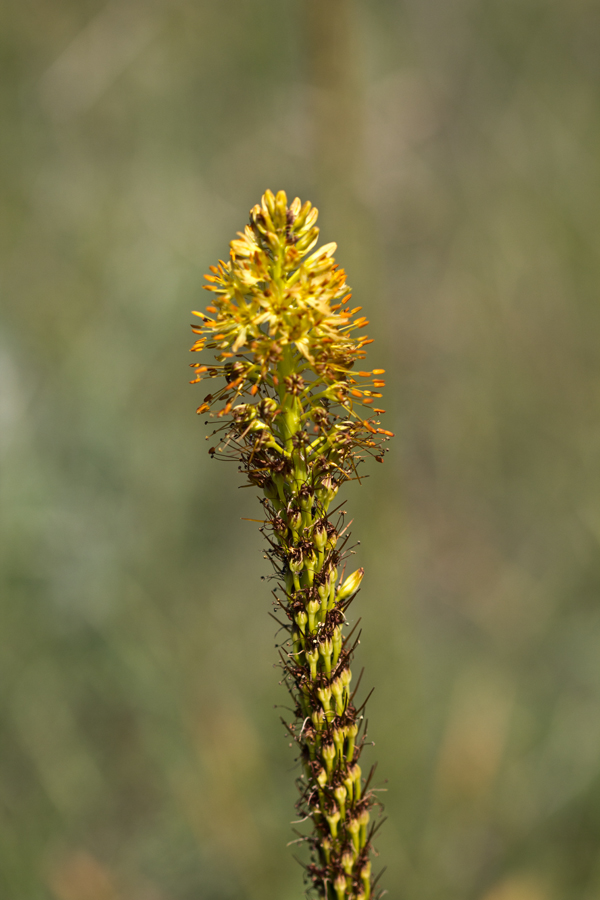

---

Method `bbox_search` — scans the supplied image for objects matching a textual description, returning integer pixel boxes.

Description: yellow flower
[190,190,392,475]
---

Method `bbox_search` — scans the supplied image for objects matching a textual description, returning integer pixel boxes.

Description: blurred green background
[2,1,600,898]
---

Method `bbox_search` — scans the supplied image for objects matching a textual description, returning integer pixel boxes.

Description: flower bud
[336,568,364,602]
[316,767,327,788]
[321,834,332,863]
[295,226,319,254]
[274,189,288,226]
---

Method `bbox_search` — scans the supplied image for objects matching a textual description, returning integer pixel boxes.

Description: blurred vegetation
[2,1,600,899]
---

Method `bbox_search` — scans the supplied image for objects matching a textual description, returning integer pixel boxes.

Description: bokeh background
[2,1,600,898]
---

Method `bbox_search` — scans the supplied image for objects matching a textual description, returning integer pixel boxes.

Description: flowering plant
[190,190,392,899]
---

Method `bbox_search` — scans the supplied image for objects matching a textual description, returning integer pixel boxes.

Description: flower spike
[190,190,392,899]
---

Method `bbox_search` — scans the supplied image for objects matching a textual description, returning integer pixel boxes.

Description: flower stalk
[190,190,392,899]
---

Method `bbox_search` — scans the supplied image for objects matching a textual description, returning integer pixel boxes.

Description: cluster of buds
[190,191,392,899]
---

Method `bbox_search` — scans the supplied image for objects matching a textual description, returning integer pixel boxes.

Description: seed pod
[289,550,304,574]
[334,873,347,900]
[334,784,347,819]
[342,849,355,875]
[318,636,333,677]
[321,835,332,864]
[306,646,319,680]
[312,708,326,732]
[322,742,336,776]
[312,520,328,550]
[324,805,341,838]
[347,815,361,852]
[294,609,307,634]
[332,725,345,757]
[358,808,370,847]
[332,625,343,666]
[350,763,362,800]
[346,721,359,762]
[307,598,321,633]
[318,476,338,505]
[317,684,332,717]
[361,860,372,899]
